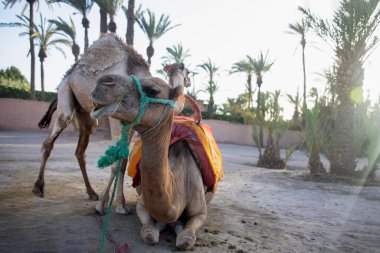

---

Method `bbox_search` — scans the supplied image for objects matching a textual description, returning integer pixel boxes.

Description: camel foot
[95,200,108,215]
[116,204,132,215]
[141,225,160,245]
[32,181,45,198]
[176,228,196,250]
[88,191,99,201]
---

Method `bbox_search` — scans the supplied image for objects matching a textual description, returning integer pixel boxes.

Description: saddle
[127,116,223,192]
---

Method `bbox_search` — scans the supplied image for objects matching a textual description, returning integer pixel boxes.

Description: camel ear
[163,65,169,73]
[179,63,185,70]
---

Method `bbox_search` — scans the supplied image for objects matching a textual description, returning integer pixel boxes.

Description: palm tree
[231,56,255,110]
[197,58,219,119]
[33,14,68,100]
[300,0,380,176]
[48,0,93,51]
[288,19,310,115]
[161,43,191,64]
[257,91,286,169]
[303,104,326,175]
[136,9,180,66]
[3,0,42,99]
[287,88,302,130]
[249,51,274,147]
[49,17,79,61]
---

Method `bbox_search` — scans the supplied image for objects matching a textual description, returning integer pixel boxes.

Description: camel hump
[78,34,127,76]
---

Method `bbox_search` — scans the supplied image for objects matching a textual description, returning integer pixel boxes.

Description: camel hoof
[88,192,99,201]
[32,181,44,198]
[176,228,196,250]
[116,205,132,215]
[95,201,107,215]
[141,225,159,245]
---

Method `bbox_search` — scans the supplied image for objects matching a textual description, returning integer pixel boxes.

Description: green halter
[98,75,175,168]
[97,75,175,252]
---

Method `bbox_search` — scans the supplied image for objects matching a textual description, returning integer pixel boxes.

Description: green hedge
[0,85,57,102]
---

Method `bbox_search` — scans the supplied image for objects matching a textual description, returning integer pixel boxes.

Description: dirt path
[0,130,379,253]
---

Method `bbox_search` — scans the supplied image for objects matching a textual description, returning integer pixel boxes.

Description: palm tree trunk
[208,94,214,119]
[330,62,363,176]
[29,1,36,100]
[82,16,89,51]
[247,73,252,109]
[302,42,307,113]
[108,15,116,33]
[126,0,135,46]
[72,43,80,62]
[147,41,154,67]
[308,147,325,175]
[256,83,264,148]
[40,60,45,101]
[99,9,107,34]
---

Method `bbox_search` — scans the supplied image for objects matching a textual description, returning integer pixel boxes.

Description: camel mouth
[90,101,118,119]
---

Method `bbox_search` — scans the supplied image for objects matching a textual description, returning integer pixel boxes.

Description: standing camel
[90,74,223,249]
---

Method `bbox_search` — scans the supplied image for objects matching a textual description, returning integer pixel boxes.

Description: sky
[1,0,380,119]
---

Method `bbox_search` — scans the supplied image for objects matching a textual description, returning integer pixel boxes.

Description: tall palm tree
[3,0,43,99]
[93,0,124,33]
[48,0,93,51]
[231,56,255,110]
[33,14,68,100]
[249,51,274,146]
[197,58,219,119]
[300,0,380,176]
[288,19,310,115]
[49,17,79,61]
[161,43,191,64]
[122,0,142,45]
[136,9,180,66]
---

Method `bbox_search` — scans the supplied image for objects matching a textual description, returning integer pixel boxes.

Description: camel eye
[143,86,160,97]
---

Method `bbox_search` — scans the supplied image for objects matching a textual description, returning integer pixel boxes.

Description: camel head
[90,74,183,133]
[163,63,191,88]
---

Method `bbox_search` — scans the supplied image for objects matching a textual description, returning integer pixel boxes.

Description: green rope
[98,75,175,253]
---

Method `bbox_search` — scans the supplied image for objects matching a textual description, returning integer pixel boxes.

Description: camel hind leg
[33,79,75,197]
[75,110,99,200]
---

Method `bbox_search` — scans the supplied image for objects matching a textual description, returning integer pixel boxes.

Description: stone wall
[0,98,302,147]
[0,98,109,134]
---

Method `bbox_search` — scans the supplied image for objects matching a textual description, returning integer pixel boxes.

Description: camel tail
[38,97,58,129]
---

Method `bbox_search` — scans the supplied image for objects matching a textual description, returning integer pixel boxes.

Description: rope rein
[97,75,175,252]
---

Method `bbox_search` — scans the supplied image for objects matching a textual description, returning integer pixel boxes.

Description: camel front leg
[176,207,207,249]
[115,158,131,214]
[96,158,130,214]
[136,197,161,245]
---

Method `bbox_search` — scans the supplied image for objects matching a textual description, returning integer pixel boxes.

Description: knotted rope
[97,75,174,252]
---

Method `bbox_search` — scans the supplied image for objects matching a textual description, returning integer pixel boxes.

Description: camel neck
[139,111,180,221]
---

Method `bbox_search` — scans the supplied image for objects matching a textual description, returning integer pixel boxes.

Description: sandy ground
[0,130,379,253]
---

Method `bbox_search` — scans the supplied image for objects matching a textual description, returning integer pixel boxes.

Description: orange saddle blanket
[127,116,223,192]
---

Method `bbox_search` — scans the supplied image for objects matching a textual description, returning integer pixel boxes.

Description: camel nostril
[100,75,115,86]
